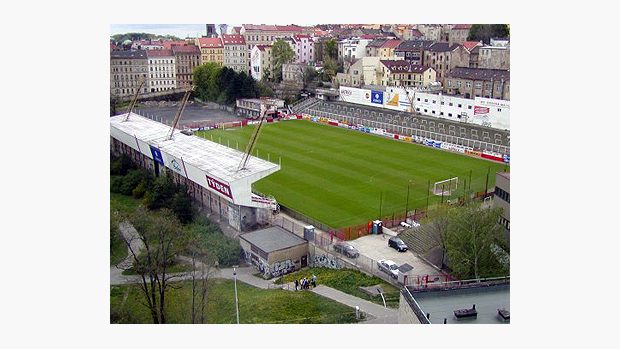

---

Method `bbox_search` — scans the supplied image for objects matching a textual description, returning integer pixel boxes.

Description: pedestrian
[312,274,317,288]
[294,279,299,291]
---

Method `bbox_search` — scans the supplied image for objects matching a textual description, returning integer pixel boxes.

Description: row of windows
[151,80,175,86]
[111,67,147,73]
[149,59,173,64]
[149,66,174,72]
[112,74,147,80]
[495,187,510,203]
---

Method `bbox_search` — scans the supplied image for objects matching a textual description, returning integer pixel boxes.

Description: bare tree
[188,241,216,324]
[120,207,187,324]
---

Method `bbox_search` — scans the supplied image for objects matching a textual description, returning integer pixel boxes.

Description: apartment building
[377,60,436,87]
[444,67,510,100]
[110,50,149,98]
[423,42,469,84]
[222,34,247,73]
[146,49,176,92]
[195,37,224,66]
[172,45,201,88]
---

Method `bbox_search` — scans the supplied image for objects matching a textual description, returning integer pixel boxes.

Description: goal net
[433,177,458,196]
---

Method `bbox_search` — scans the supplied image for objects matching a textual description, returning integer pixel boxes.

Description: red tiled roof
[198,37,223,48]
[463,41,482,51]
[255,44,272,51]
[243,24,303,32]
[294,34,311,40]
[146,49,174,57]
[381,39,402,49]
[452,24,472,30]
[276,25,303,32]
[411,29,423,37]
[162,40,188,50]
[172,45,200,54]
[233,26,242,33]
[222,34,246,45]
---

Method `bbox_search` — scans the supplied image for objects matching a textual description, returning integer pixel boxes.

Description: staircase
[290,97,321,114]
[399,225,441,255]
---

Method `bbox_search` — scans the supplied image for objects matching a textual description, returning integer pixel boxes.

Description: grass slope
[199,120,508,228]
[276,267,401,308]
[110,278,359,324]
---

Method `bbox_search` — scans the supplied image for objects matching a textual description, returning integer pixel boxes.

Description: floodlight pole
[405,181,411,220]
[233,266,240,324]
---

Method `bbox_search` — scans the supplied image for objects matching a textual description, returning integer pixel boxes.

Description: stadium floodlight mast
[124,77,147,121]
[237,101,278,171]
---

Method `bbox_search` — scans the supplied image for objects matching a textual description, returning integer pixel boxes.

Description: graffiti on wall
[311,254,343,269]
[270,259,295,278]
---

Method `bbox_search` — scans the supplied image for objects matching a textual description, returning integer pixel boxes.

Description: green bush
[144,175,176,210]
[111,154,135,176]
[132,179,149,199]
[172,189,194,223]
[186,217,240,267]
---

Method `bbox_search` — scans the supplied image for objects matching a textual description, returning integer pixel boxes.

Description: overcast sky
[110,24,237,38]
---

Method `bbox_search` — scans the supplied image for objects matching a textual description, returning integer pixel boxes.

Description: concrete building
[394,40,434,65]
[378,60,436,87]
[365,39,387,57]
[222,34,247,73]
[146,49,176,93]
[236,97,285,118]
[110,113,280,231]
[398,279,510,324]
[493,172,510,240]
[110,50,149,98]
[445,67,510,100]
[478,45,510,69]
[131,40,164,50]
[449,24,472,46]
[289,35,315,64]
[195,37,224,66]
[240,226,309,279]
[423,42,470,84]
[339,38,370,61]
[377,39,402,59]
[249,45,273,81]
[172,45,200,89]
[415,24,444,41]
[282,63,308,83]
[336,56,381,87]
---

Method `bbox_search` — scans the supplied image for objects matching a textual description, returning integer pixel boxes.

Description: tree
[171,189,194,224]
[240,72,258,99]
[185,227,216,324]
[320,58,338,82]
[467,24,510,44]
[324,39,338,61]
[444,202,509,280]
[271,39,295,83]
[193,62,222,102]
[421,205,452,268]
[302,66,318,89]
[142,175,176,210]
[120,208,188,324]
[257,80,274,97]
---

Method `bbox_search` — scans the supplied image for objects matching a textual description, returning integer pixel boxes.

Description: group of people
[294,274,317,290]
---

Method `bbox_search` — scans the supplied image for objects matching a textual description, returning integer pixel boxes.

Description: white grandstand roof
[110,113,279,183]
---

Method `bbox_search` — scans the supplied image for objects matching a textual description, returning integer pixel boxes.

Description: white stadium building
[110,113,281,230]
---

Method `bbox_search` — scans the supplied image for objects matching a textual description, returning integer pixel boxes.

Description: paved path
[311,285,398,324]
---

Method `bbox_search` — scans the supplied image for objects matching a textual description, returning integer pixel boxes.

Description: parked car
[377,259,399,279]
[333,242,359,258]
[388,236,409,252]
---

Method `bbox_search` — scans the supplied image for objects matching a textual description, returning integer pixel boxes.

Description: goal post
[433,177,458,196]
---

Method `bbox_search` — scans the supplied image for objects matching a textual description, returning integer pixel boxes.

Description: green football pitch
[197,120,509,229]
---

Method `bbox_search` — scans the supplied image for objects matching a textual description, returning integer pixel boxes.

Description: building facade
[338,56,381,87]
[477,46,510,69]
[195,37,224,66]
[222,34,247,73]
[449,24,471,46]
[377,39,402,59]
[250,45,273,81]
[445,67,510,100]
[146,49,177,93]
[110,50,149,98]
[339,38,370,61]
[282,63,307,82]
[378,60,436,87]
[423,42,469,84]
[172,45,200,89]
[394,40,434,65]
[365,39,387,57]
[290,35,315,64]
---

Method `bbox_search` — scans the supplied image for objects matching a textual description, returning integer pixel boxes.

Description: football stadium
[199,118,508,230]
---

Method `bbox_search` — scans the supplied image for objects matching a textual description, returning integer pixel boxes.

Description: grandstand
[110,112,281,231]
[293,97,510,156]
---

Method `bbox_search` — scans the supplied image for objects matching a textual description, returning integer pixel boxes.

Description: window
[448,113,452,117]
[458,104,462,108]
[468,105,472,109]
